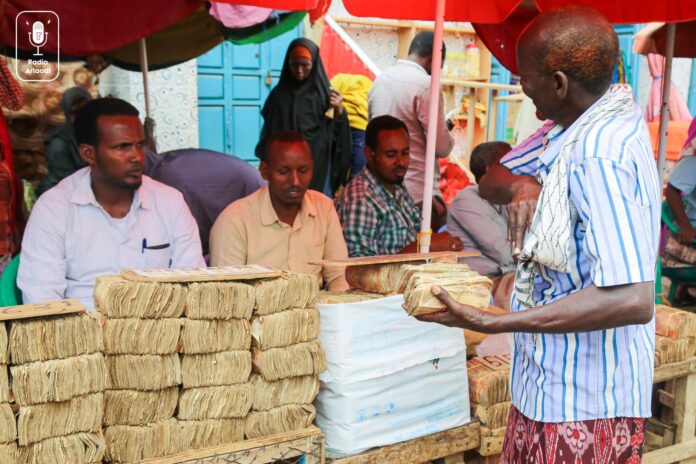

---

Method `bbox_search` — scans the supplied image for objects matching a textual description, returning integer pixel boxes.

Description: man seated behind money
[18,98,204,310]
[335,115,462,257]
[210,131,349,291]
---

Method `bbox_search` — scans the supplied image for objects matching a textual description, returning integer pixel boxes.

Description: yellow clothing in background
[209,185,349,291]
[331,73,372,131]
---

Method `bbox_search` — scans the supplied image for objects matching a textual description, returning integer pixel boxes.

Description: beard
[123,177,142,190]
[103,173,142,191]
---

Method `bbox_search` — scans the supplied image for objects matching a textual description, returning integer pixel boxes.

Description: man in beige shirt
[210,131,349,291]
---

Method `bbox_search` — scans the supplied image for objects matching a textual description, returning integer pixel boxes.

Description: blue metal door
[613,25,641,92]
[490,57,513,142]
[197,29,301,164]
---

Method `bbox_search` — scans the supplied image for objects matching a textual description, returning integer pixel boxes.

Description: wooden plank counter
[644,357,696,464]
[138,426,324,464]
[327,422,480,464]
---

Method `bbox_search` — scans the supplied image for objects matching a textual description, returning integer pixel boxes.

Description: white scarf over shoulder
[514,85,635,308]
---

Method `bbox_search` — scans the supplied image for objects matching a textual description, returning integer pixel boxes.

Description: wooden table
[644,357,696,464]
[138,426,324,464]
[327,422,480,464]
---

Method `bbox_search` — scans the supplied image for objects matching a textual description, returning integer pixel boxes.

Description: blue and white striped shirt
[500,87,660,423]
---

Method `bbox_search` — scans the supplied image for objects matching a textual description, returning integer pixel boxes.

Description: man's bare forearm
[666,184,691,232]
[486,281,654,334]
[478,164,539,205]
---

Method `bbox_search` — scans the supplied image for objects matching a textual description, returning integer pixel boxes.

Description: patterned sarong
[500,406,645,464]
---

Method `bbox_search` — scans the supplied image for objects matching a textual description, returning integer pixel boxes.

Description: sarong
[500,405,645,464]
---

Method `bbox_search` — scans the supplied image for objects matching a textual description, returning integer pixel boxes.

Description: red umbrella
[344,0,696,79]
[344,0,696,23]
[342,0,696,251]
[1,0,201,56]
[344,0,696,74]
[473,2,696,73]
[2,0,321,119]
[345,0,520,23]
[1,0,319,57]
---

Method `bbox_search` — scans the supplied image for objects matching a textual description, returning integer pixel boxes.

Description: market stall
[1,256,695,463]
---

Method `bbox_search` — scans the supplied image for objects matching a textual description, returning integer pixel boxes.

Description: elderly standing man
[419,6,660,463]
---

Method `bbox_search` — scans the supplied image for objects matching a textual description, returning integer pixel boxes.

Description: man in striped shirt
[419,6,660,463]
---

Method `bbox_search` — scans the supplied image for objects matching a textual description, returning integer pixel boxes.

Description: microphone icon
[28,21,48,56]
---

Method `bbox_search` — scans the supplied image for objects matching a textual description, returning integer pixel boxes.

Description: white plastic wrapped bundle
[316,351,470,456]
[317,295,465,383]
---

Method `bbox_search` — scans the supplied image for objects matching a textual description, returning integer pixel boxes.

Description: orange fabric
[439,158,473,206]
[648,120,690,161]
[290,45,313,61]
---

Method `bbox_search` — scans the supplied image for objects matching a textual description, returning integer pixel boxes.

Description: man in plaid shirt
[335,115,462,257]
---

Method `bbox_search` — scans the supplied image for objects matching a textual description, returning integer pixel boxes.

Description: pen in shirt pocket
[141,238,171,254]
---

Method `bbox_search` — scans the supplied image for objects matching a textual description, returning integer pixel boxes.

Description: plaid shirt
[335,168,421,256]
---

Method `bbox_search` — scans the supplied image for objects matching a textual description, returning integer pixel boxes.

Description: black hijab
[255,38,352,195]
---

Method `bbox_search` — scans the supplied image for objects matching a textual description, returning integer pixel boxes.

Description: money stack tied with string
[8,313,107,464]
[0,322,15,463]
[94,275,185,463]
[398,262,493,316]
[177,280,255,452]
[467,355,513,452]
[654,305,696,367]
[94,266,328,459]
[248,272,324,439]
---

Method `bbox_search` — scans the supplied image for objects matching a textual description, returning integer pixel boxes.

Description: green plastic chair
[660,201,696,304]
[0,255,22,307]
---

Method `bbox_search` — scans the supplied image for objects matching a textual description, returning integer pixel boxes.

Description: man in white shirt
[369,31,454,229]
[18,98,204,309]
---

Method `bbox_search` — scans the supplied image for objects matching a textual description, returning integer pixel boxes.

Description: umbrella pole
[418,0,446,253]
[138,38,151,119]
[656,23,676,181]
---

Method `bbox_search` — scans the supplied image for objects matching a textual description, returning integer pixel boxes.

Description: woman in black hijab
[255,38,352,196]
